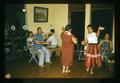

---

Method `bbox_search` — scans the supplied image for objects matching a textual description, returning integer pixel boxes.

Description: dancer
[61,24,77,73]
[81,25,104,75]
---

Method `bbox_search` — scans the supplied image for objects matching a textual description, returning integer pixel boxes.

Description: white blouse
[87,32,98,44]
[27,37,33,42]
[47,34,58,46]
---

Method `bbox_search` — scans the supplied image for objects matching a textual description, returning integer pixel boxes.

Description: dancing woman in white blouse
[81,25,104,75]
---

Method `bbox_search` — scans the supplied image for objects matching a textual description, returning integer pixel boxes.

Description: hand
[36,41,39,44]
[99,26,104,30]
[72,36,77,44]
[81,40,87,45]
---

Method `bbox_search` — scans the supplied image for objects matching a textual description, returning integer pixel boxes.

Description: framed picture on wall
[34,7,48,22]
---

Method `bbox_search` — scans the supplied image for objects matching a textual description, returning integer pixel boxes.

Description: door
[71,11,85,45]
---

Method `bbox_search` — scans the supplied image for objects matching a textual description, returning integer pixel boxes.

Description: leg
[104,56,108,66]
[90,67,94,75]
[86,56,91,72]
[42,46,51,63]
[86,67,89,72]
[62,65,66,73]
[65,66,71,73]
[37,49,45,67]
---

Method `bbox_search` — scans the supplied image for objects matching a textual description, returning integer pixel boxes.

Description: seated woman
[99,33,112,66]
[46,29,58,48]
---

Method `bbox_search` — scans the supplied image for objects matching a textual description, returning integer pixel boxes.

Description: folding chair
[75,44,85,60]
[26,41,38,64]
[78,45,85,60]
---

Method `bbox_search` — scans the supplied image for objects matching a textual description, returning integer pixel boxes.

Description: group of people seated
[27,27,58,67]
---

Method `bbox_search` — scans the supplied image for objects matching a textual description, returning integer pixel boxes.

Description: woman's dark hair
[104,32,112,40]
[29,31,33,34]
[37,27,41,30]
[87,24,93,28]
[87,24,96,32]
[50,29,55,33]
[65,24,72,31]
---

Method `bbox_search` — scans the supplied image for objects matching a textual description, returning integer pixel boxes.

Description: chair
[75,44,85,60]
[26,41,38,64]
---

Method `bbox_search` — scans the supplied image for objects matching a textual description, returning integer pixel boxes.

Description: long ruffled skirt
[85,44,102,68]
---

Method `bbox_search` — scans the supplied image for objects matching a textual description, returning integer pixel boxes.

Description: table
[36,42,49,46]
[47,46,60,56]
[37,42,60,56]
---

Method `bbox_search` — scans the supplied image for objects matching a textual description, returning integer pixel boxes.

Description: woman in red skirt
[82,24,104,75]
[61,25,77,73]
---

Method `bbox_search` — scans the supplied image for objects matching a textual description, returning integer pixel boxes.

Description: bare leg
[65,66,70,73]
[90,67,94,75]
[62,65,66,73]
[86,67,90,72]
[86,57,90,72]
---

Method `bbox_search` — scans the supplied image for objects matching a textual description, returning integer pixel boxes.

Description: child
[99,34,112,66]
[81,24,104,75]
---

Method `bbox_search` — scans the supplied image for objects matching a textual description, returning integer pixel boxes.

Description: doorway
[71,11,85,45]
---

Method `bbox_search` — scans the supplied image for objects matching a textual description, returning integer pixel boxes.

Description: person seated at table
[27,31,47,67]
[34,27,45,42]
[34,27,52,64]
[46,29,58,48]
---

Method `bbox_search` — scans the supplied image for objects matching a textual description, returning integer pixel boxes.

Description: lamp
[22,9,26,13]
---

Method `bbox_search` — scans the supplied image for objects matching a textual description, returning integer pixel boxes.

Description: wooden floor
[5,55,114,78]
